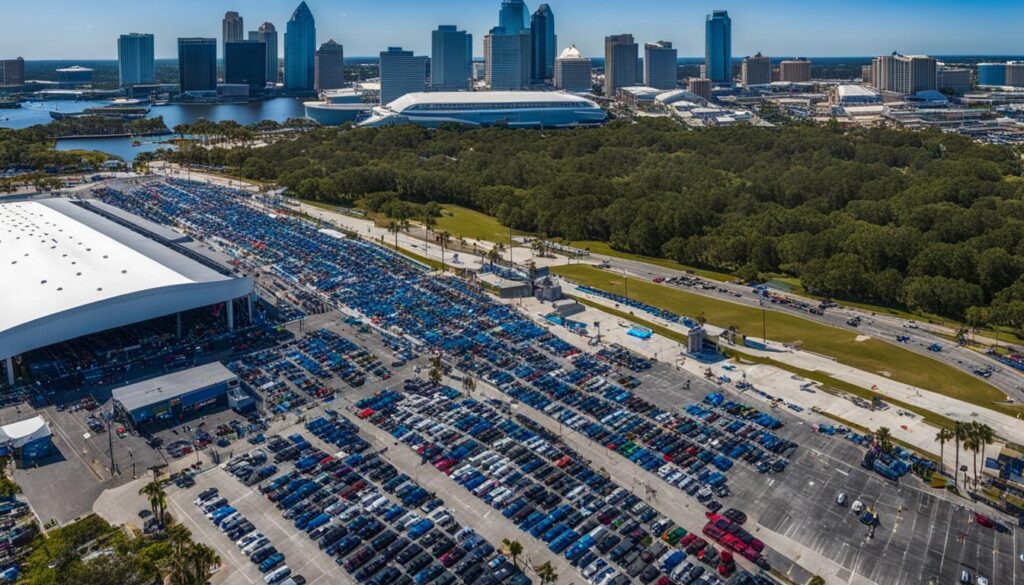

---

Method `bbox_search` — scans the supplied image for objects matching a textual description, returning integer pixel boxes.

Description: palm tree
[534,561,558,585]
[503,539,523,568]
[138,480,167,526]
[186,543,220,585]
[874,426,893,455]
[963,427,980,490]
[387,220,401,251]
[422,213,437,258]
[462,375,476,398]
[428,356,443,386]
[953,421,967,488]
[935,428,954,476]
[975,423,995,485]
[437,230,452,272]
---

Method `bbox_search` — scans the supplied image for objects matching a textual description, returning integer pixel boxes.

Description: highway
[584,253,1024,406]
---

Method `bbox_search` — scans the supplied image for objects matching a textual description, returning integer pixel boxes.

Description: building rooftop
[386,91,598,110]
[836,85,879,97]
[558,45,586,60]
[56,66,94,73]
[0,199,250,360]
[112,362,236,413]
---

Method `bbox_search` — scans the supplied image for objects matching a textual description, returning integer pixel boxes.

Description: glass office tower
[284,1,317,91]
[704,10,732,84]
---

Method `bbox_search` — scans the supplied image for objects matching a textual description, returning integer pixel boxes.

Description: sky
[3,0,1024,60]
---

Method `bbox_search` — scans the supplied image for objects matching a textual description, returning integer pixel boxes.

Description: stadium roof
[0,199,251,360]
[386,91,596,111]
[112,362,237,413]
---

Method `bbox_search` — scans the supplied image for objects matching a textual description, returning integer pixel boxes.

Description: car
[259,553,285,573]
[722,509,747,525]
[264,566,291,584]
[851,500,864,513]
[836,493,848,507]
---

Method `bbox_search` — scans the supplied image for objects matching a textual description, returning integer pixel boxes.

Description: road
[585,253,1024,405]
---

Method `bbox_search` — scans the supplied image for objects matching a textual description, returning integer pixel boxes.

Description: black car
[396,543,423,565]
[406,553,433,574]
[639,564,661,583]
[723,508,747,524]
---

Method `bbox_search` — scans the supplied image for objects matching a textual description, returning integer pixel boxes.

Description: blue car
[259,552,285,573]
[408,518,434,539]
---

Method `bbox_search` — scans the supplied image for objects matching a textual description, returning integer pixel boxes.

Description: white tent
[0,416,50,449]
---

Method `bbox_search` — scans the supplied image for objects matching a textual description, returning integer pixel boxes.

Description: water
[55,136,172,161]
[0,97,308,130]
[5,97,308,160]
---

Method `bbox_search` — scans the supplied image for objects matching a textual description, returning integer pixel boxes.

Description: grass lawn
[434,205,518,244]
[570,240,734,282]
[553,264,1019,417]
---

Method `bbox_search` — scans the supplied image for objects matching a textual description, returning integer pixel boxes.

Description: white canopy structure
[0,416,50,449]
[0,199,253,385]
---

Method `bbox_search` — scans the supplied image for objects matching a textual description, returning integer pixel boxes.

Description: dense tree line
[163,119,1024,324]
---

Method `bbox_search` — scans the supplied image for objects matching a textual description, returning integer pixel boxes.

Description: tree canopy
[164,119,1024,323]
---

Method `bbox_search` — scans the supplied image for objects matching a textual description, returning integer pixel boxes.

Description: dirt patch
[855,335,871,342]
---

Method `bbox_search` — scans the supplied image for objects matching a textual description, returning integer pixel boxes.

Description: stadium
[358,91,607,129]
[0,197,254,387]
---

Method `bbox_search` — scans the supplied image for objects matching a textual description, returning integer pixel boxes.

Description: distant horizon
[17,55,1024,63]
[2,0,1024,60]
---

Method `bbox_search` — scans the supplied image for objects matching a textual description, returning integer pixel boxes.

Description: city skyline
[3,0,1024,60]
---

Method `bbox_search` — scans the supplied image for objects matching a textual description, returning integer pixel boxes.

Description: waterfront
[54,136,172,161]
[0,97,308,130]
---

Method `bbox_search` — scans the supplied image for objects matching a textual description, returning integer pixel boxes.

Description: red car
[975,513,995,528]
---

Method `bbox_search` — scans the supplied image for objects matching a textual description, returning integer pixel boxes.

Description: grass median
[553,264,1018,417]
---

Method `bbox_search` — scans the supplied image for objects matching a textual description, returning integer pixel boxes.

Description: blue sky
[4,0,1024,59]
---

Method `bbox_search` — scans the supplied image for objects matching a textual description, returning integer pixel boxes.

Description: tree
[503,539,523,568]
[963,427,980,490]
[462,375,476,397]
[975,423,995,484]
[138,480,166,526]
[953,421,967,488]
[428,356,443,386]
[934,428,954,476]
[874,427,893,455]
[437,230,452,272]
[534,561,558,585]
[808,577,826,585]
[387,219,401,251]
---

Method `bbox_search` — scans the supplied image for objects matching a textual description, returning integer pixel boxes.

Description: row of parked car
[193,486,302,585]
[236,418,531,585]
[356,380,750,585]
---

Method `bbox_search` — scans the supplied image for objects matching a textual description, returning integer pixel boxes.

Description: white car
[237,532,264,548]
[264,566,291,584]
[852,500,864,513]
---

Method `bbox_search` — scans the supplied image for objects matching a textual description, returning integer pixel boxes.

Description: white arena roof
[386,91,597,110]
[0,199,252,361]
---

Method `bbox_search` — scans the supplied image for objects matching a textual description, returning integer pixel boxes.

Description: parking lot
[48,177,1020,585]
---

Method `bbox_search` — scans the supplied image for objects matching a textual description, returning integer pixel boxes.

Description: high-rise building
[688,77,712,101]
[315,40,346,91]
[1007,62,1024,87]
[554,45,591,93]
[871,53,936,95]
[643,41,677,90]
[741,53,771,86]
[779,58,811,83]
[530,4,556,82]
[485,27,532,91]
[937,64,972,94]
[222,11,244,58]
[117,33,155,87]
[704,10,732,84]
[225,40,267,93]
[861,64,873,85]
[604,34,638,97]
[978,63,1006,86]
[178,38,217,94]
[499,0,529,34]
[431,26,472,92]
[285,1,317,92]
[379,47,428,104]
[250,23,279,85]
[0,58,25,86]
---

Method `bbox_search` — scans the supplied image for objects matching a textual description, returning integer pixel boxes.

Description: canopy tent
[0,416,50,449]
